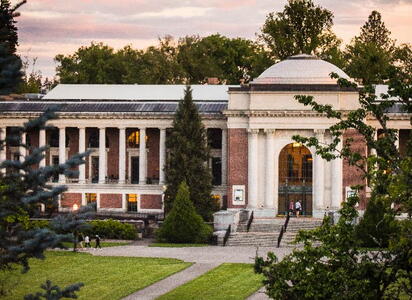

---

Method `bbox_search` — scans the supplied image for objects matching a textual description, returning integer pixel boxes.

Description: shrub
[28,219,50,230]
[156,182,212,243]
[86,219,137,240]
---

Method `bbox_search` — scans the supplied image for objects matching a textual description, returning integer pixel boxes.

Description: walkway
[86,243,295,300]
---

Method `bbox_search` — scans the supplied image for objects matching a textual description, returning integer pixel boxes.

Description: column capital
[98,126,106,130]
[77,126,86,129]
[248,128,260,135]
[314,129,326,136]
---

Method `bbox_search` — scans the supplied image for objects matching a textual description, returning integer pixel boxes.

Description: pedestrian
[289,200,294,216]
[84,235,91,248]
[78,233,84,249]
[295,200,302,218]
[95,234,101,249]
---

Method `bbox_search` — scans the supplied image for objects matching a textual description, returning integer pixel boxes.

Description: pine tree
[157,182,212,243]
[0,109,88,298]
[0,0,25,94]
[164,86,217,221]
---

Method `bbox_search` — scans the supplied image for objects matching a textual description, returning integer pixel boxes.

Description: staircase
[225,217,322,247]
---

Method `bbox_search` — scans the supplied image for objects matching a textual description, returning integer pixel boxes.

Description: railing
[277,212,290,248]
[223,224,231,246]
[246,211,254,232]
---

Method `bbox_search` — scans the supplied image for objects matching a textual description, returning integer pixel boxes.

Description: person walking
[95,234,101,249]
[289,200,295,216]
[84,235,91,248]
[295,200,302,218]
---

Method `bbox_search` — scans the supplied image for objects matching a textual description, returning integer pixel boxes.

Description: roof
[43,84,233,101]
[0,101,227,114]
[252,54,350,85]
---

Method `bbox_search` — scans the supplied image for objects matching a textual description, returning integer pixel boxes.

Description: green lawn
[1,252,191,300]
[158,263,264,300]
[149,243,208,247]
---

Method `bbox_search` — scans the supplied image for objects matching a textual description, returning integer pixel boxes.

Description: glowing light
[292,142,302,148]
[73,204,79,211]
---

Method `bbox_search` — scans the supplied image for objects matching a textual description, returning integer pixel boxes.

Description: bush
[355,197,399,248]
[28,219,50,230]
[86,219,137,240]
[156,182,212,243]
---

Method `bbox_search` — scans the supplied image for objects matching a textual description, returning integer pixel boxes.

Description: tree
[0,109,88,298]
[157,182,212,243]
[345,11,395,84]
[255,68,412,298]
[260,0,343,63]
[18,56,43,94]
[164,86,218,221]
[0,0,25,94]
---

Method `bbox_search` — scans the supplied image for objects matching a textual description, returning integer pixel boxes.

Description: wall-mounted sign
[232,185,246,205]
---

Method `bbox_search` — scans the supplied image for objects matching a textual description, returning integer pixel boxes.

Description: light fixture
[72,204,79,211]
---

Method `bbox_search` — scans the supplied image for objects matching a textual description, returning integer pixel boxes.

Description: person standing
[84,235,91,248]
[95,234,101,249]
[295,200,302,218]
[289,200,295,216]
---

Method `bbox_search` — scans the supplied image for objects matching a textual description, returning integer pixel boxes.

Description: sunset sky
[15,0,412,79]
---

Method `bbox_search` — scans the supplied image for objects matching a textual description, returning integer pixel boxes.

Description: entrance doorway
[278,143,313,216]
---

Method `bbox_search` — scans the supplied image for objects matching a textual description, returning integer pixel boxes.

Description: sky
[15,0,412,79]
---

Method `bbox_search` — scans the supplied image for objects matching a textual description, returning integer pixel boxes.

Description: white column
[264,129,275,208]
[139,127,147,185]
[19,132,27,163]
[98,127,106,184]
[331,139,343,209]
[371,130,377,156]
[81,193,86,206]
[314,129,325,212]
[119,127,126,184]
[395,129,400,149]
[0,128,6,167]
[159,128,166,184]
[58,127,66,183]
[39,129,46,167]
[248,129,259,209]
[78,127,86,184]
[221,128,228,186]
[122,194,127,212]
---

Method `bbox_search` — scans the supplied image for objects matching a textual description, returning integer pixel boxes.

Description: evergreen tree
[0,109,88,298]
[260,0,343,63]
[345,11,395,84]
[0,0,25,94]
[164,86,217,221]
[157,182,212,243]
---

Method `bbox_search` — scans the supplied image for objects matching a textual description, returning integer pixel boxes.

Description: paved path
[86,243,295,299]
[122,262,219,300]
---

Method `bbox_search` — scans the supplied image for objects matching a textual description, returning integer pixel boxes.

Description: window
[127,194,138,212]
[88,130,99,148]
[211,157,222,185]
[207,128,222,149]
[85,193,97,210]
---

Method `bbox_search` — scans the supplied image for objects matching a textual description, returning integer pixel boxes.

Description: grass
[0,251,191,300]
[149,243,208,247]
[158,263,264,300]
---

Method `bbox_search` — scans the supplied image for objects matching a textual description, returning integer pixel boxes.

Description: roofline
[229,84,358,92]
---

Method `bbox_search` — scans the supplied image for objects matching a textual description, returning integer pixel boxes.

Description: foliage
[255,196,410,299]
[51,205,94,251]
[344,11,395,84]
[158,263,263,300]
[86,219,137,240]
[164,86,217,220]
[24,280,84,300]
[260,0,343,64]
[0,0,25,94]
[157,182,212,243]
[0,251,191,300]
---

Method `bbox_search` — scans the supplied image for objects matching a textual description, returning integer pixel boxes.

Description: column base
[252,208,277,219]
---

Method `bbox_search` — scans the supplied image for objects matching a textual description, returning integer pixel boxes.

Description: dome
[252,54,350,85]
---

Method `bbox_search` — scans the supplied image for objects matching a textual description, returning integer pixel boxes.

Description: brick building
[0,54,410,218]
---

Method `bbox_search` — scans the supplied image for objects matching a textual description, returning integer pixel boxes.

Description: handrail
[223,224,231,246]
[277,225,284,248]
[246,211,254,232]
[277,212,290,248]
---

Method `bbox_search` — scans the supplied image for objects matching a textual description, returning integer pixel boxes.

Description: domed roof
[252,54,350,85]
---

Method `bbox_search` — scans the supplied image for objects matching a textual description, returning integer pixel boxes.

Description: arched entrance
[278,143,313,216]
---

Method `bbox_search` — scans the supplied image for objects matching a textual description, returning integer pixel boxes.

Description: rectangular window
[207,128,222,149]
[127,194,138,212]
[211,157,222,185]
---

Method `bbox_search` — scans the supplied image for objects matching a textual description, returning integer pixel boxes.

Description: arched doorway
[278,143,313,216]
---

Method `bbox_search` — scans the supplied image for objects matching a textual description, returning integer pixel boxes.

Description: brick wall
[67,127,79,173]
[107,128,119,179]
[140,194,162,209]
[147,128,160,182]
[100,193,122,208]
[61,193,81,207]
[227,128,248,208]
[342,129,367,209]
